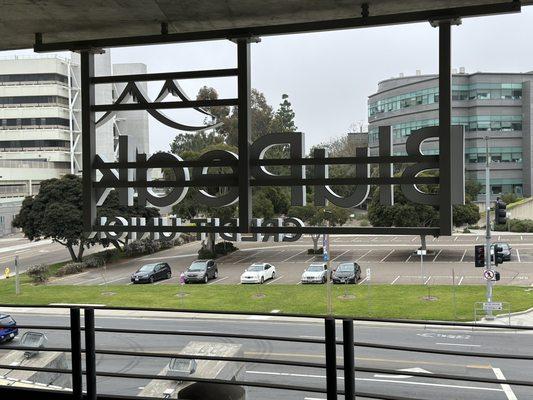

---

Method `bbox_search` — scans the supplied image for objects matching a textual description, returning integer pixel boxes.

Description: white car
[240,263,276,284]
[301,262,328,284]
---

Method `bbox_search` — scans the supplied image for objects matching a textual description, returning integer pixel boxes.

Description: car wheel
[214,270,219,279]
[204,275,209,284]
[271,271,276,279]
[167,272,171,280]
[149,276,154,284]
[322,276,326,284]
[260,276,264,284]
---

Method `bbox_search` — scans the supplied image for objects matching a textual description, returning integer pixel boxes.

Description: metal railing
[1,304,533,400]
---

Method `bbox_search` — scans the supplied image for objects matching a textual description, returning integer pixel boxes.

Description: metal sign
[483,302,503,311]
[416,249,427,256]
[77,41,464,240]
[483,270,495,280]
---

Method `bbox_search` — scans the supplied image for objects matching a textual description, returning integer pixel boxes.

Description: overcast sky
[4,7,533,154]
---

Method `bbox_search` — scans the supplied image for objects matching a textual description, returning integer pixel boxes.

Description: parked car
[331,262,361,284]
[131,263,172,284]
[184,259,218,284]
[0,314,18,343]
[491,242,512,262]
[301,262,328,284]
[240,263,276,284]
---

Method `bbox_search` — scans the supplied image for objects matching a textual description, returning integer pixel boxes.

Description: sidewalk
[480,306,533,326]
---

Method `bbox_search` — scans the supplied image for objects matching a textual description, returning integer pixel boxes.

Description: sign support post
[485,136,494,320]
[15,255,19,295]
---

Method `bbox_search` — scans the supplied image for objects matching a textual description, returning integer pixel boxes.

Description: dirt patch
[252,293,266,299]
[175,292,189,298]
[100,291,116,296]
[421,296,439,302]
[338,294,356,300]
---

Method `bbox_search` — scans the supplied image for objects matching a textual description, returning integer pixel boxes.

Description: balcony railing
[1,304,533,400]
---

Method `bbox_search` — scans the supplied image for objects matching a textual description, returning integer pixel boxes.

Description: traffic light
[474,245,485,268]
[495,200,507,225]
[494,245,504,266]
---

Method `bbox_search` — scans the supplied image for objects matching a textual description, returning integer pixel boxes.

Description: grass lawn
[1,278,532,321]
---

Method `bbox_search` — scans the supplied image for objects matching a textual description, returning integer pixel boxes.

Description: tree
[271,94,297,133]
[13,175,159,262]
[13,175,93,262]
[465,180,482,202]
[288,205,350,252]
[453,202,480,227]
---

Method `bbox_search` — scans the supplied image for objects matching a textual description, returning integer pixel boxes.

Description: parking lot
[50,234,533,287]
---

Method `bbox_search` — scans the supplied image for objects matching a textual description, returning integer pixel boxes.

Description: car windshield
[337,264,354,272]
[138,265,155,272]
[189,262,207,271]
[0,316,15,325]
[307,265,324,272]
[248,265,264,272]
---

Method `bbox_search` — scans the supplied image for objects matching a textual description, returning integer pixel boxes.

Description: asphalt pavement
[0,308,532,400]
[48,233,533,287]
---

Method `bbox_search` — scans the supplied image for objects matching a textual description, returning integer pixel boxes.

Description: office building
[368,70,532,199]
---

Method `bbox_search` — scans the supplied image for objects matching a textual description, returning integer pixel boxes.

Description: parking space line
[476,236,479,241]
[266,275,284,285]
[282,250,306,262]
[424,276,432,285]
[433,249,443,262]
[332,250,349,261]
[98,276,128,285]
[356,250,372,261]
[73,276,102,285]
[390,276,400,285]
[405,253,412,263]
[379,249,394,263]
[208,276,228,285]
[516,249,521,263]
[235,251,262,263]
[358,276,368,285]
[453,236,458,242]
[411,237,417,242]
[460,249,467,262]
[458,276,464,286]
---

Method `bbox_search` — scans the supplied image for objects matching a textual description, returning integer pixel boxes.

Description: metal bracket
[229,36,262,44]
[429,18,462,27]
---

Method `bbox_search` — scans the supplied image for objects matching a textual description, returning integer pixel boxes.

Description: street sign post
[417,249,426,285]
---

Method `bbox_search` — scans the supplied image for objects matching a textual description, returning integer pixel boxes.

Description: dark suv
[184,260,218,284]
[0,314,18,343]
[332,262,362,284]
[131,263,172,284]
[492,242,512,262]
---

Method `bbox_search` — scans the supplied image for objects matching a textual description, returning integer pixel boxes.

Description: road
[0,308,532,400]
[51,234,533,287]
[0,234,104,279]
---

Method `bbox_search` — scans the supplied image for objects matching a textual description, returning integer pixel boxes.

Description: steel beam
[90,68,238,84]
[91,98,238,112]
[33,3,520,52]
[237,39,252,232]
[438,21,453,236]
[81,52,96,231]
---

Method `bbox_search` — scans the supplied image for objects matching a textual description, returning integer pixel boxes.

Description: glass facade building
[368,71,533,200]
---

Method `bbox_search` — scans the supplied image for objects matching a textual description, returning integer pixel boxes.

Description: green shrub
[100,249,120,262]
[359,219,370,227]
[214,241,238,255]
[494,218,533,232]
[82,255,105,269]
[56,262,85,277]
[27,264,50,284]
[307,247,324,255]
[198,248,217,259]
[463,227,470,233]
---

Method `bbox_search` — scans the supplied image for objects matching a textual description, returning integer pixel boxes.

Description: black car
[332,262,362,284]
[492,242,512,262]
[131,263,172,284]
[0,314,18,343]
[184,260,218,284]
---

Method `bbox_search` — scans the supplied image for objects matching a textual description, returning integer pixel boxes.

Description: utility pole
[485,136,494,320]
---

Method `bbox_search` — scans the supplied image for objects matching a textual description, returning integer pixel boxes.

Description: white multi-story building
[0,52,149,235]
